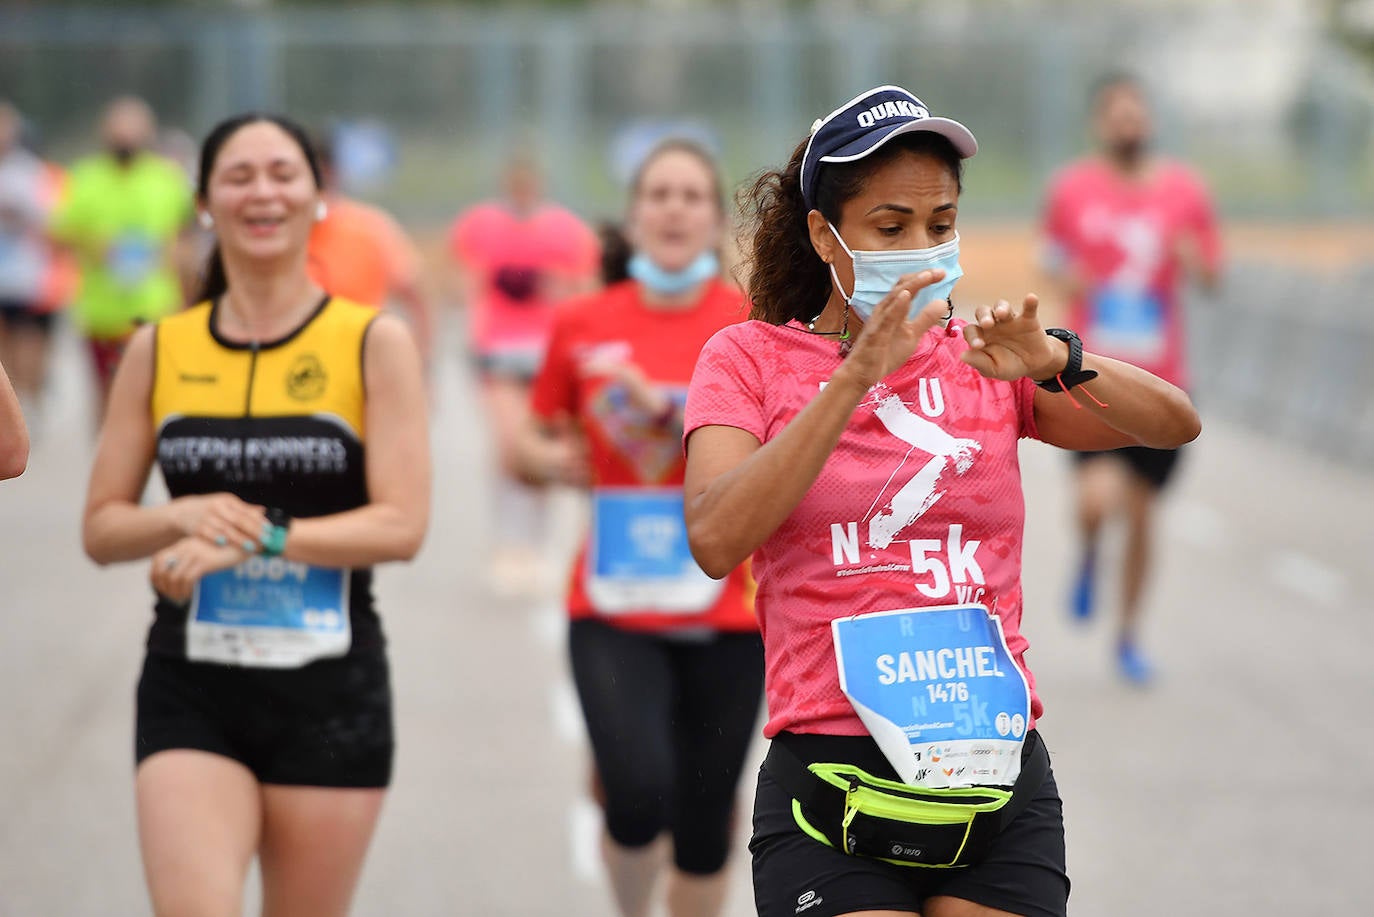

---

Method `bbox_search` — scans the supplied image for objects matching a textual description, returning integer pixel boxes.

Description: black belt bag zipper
[764,731,1049,868]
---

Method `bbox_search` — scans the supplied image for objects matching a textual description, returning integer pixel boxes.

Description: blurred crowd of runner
[0,77,1219,917]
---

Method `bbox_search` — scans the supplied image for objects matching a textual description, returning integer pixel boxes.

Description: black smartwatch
[1035,328,1099,393]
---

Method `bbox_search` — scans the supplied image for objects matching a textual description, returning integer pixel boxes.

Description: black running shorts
[1075,444,1183,490]
[0,299,55,333]
[135,651,394,788]
[750,731,1069,917]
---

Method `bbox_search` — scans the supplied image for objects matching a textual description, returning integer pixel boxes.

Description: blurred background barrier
[4,1,1374,221]
[4,0,1374,464]
[1192,261,1374,467]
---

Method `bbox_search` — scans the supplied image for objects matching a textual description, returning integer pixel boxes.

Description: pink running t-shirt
[685,319,1044,739]
[1042,158,1221,388]
[448,202,600,364]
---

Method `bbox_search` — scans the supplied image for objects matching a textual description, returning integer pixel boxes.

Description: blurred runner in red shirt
[1040,73,1222,684]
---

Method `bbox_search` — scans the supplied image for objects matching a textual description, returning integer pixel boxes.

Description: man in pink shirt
[447,154,600,594]
[1040,73,1222,684]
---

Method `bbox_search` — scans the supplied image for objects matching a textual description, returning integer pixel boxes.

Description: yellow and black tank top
[148,295,382,658]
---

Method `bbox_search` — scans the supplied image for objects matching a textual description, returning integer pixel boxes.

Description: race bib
[187,557,351,668]
[107,234,158,288]
[1088,284,1166,361]
[585,488,724,615]
[832,604,1030,789]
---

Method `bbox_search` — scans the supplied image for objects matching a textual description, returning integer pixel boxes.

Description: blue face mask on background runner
[628,251,719,296]
[827,224,963,321]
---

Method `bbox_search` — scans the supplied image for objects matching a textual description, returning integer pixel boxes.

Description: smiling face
[200,120,320,266]
[628,147,723,273]
[808,148,961,300]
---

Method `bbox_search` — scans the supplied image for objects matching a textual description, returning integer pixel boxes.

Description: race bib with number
[1088,283,1166,361]
[187,557,351,668]
[107,233,158,288]
[585,487,724,616]
[832,604,1031,789]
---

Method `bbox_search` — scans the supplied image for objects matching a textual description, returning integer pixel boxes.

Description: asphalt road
[1,319,1370,916]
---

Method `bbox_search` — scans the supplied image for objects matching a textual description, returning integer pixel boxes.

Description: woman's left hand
[150,536,251,603]
[959,294,1067,382]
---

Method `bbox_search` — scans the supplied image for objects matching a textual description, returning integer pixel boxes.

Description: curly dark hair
[738,131,964,325]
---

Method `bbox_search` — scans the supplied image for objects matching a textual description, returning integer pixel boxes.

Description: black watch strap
[1035,328,1099,392]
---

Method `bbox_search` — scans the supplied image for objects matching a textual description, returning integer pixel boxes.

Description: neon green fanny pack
[766,732,1047,868]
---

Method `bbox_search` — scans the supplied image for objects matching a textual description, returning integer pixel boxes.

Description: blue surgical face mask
[827,223,963,322]
[628,251,719,296]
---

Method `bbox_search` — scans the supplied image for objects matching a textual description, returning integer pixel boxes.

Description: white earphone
[315,200,328,222]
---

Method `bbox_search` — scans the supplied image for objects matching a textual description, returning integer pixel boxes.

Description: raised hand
[959,294,1066,382]
[581,355,672,418]
[837,270,953,391]
[171,493,268,552]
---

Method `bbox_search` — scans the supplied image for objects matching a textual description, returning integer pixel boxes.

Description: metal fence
[4,2,1373,463]
[3,3,1371,222]
[1193,263,1374,467]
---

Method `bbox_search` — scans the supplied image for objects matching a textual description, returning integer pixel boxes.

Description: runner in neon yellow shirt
[51,98,192,416]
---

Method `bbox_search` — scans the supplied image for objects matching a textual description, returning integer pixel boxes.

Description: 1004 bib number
[233,556,309,583]
[187,560,351,668]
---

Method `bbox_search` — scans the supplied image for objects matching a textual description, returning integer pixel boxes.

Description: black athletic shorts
[0,299,55,333]
[1074,444,1183,490]
[751,731,1069,917]
[135,651,394,788]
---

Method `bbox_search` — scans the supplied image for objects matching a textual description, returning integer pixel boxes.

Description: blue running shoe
[1070,557,1095,622]
[1117,641,1154,686]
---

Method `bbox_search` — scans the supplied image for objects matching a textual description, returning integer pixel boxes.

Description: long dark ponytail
[194,113,323,304]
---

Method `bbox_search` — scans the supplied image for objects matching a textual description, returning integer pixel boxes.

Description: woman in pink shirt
[683,86,1200,917]
[447,155,600,594]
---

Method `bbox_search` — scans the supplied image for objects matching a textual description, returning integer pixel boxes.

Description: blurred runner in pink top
[1040,73,1222,685]
[449,154,600,381]
[446,153,599,596]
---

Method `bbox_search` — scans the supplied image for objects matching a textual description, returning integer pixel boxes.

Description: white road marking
[530,601,565,650]
[569,797,606,886]
[1269,551,1348,605]
[1172,501,1227,550]
[552,678,586,746]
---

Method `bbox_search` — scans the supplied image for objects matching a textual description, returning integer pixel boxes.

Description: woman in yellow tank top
[81,114,431,916]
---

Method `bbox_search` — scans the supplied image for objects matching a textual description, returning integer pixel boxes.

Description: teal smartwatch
[260,507,291,558]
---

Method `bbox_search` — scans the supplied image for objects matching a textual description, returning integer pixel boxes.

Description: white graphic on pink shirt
[1082,205,1164,294]
[864,382,981,550]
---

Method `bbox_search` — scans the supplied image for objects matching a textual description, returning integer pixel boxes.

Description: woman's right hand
[170,493,268,552]
[833,270,954,392]
[515,431,591,488]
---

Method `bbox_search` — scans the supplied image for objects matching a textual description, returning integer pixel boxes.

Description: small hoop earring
[197,211,214,230]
